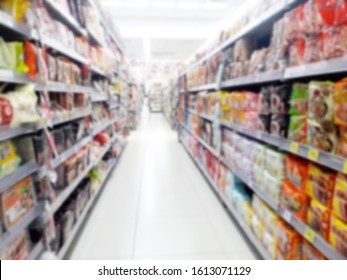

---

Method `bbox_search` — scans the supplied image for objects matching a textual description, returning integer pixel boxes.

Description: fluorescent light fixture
[101,0,124,8]
[125,0,150,8]
[151,0,175,8]
[178,1,201,9]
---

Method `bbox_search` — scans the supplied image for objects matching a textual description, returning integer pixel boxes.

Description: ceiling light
[125,0,150,8]
[151,0,175,8]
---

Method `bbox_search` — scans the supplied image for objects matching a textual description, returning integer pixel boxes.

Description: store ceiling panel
[99,0,243,61]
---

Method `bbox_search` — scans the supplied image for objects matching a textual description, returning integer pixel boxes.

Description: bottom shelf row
[180,135,346,260]
[0,141,127,260]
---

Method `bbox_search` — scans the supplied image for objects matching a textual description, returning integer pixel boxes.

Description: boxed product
[270,85,291,115]
[270,114,290,138]
[0,230,30,260]
[323,25,347,60]
[1,177,35,229]
[265,149,285,179]
[288,115,308,144]
[334,77,347,127]
[0,140,21,179]
[307,163,336,208]
[301,240,326,260]
[276,221,302,260]
[263,230,277,259]
[307,199,331,240]
[264,171,282,203]
[289,83,309,116]
[258,87,272,115]
[251,214,264,243]
[329,215,347,257]
[338,126,347,157]
[332,173,347,223]
[280,181,310,222]
[285,155,309,192]
[252,195,267,222]
[308,81,335,123]
[263,207,280,237]
[307,120,338,154]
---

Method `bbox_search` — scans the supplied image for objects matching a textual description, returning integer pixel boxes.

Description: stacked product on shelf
[179,0,347,260]
[0,0,130,260]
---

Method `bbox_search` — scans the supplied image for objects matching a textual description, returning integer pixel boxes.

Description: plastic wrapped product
[301,240,326,260]
[263,207,280,237]
[285,156,309,192]
[271,85,291,115]
[329,215,347,257]
[258,87,272,114]
[251,214,264,243]
[264,171,282,203]
[289,83,309,116]
[270,114,290,138]
[302,0,323,35]
[24,41,37,78]
[288,115,308,144]
[280,181,310,222]
[307,119,338,154]
[289,39,306,66]
[276,221,303,260]
[332,173,347,222]
[1,177,35,230]
[334,77,347,126]
[307,199,331,240]
[258,114,271,133]
[309,81,335,122]
[265,149,285,179]
[263,231,277,259]
[0,140,21,179]
[252,164,265,192]
[233,39,253,62]
[307,163,336,208]
[284,8,299,42]
[304,35,324,64]
[0,230,30,260]
[249,49,268,74]
[252,195,267,221]
[323,25,347,60]
[252,143,266,168]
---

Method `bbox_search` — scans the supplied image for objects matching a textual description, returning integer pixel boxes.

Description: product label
[343,160,347,174]
[308,148,319,161]
[0,97,13,126]
[290,142,299,153]
[304,227,316,243]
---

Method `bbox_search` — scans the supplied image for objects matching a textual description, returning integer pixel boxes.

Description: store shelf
[221,121,347,175]
[0,69,33,84]
[187,109,214,122]
[0,160,39,194]
[181,0,292,76]
[51,161,95,214]
[42,37,89,65]
[90,65,107,77]
[90,94,109,103]
[0,206,41,252]
[221,70,284,89]
[181,140,271,260]
[57,143,126,259]
[180,122,219,157]
[51,109,92,127]
[189,83,217,92]
[0,10,32,38]
[26,241,45,260]
[0,123,40,142]
[51,136,93,168]
[284,57,347,80]
[92,119,112,136]
[36,82,92,93]
[87,27,104,47]
[43,0,87,37]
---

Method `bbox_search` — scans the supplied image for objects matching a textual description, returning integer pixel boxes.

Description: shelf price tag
[308,148,319,161]
[290,142,299,153]
[343,161,347,174]
[304,227,316,243]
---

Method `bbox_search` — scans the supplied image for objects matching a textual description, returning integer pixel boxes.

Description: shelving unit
[0,0,130,260]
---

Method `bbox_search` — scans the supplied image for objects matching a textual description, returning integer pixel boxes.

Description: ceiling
[98,0,244,63]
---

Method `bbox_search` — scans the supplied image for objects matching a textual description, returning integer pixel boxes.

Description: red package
[316,0,338,27]
[323,25,347,60]
[303,0,323,35]
[304,35,324,64]
[285,156,309,193]
[335,0,347,25]
[289,39,306,67]
[307,199,331,240]
[24,41,37,78]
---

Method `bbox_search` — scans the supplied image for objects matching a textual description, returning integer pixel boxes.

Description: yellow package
[220,92,232,122]
[240,202,253,228]
[332,173,347,223]
[0,140,21,179]
[329,215,347,258]
[0,0,30,21]
[334,77,347,126]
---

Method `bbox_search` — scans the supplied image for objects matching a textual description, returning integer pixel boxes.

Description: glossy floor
[69,108,257,260]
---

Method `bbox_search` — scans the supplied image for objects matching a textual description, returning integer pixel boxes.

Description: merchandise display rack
[0,0,130,260]
[178,0,347,260]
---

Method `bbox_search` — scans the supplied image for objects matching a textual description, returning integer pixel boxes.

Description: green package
[289,83,308,116]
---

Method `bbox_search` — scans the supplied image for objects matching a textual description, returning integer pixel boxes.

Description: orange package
[280,181,310,222]
[307,163,336,208]
[276,221,302,260]
[332,173,347,223]
[329,215,347,258]
[338,126,347,157]
[301,240,326,260]
[285,155,309,192]
[24,41,37,78]
[1,177,35,230]
[307,199,331,240]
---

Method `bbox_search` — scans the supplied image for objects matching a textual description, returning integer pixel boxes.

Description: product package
[289,83,309,116]
[334,77,347,127]
[332,173,347,223]
[329,215,347,257]
[276,221,302,260]
[285,155,309,192]
[307,199,331,240]
[288,115,308,144]
[0,140,21,179]
[307,119,338,154]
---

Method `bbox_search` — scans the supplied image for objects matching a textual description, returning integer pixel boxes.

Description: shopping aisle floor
[69,108,257,260]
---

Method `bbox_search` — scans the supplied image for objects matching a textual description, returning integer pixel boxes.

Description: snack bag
[280,181,310,222]
[307,199,331,240]
[307,163,336,208]
[276,221,303,260]
[1,177,35,229]
[301,240,327,260]
[288,115,308,144]
[308,119,338,154]
[289,83,309,116]
[334,77,347,126]
[285,155,309,192]
[329,215,347,257]
[332,173,347,222]
[308,81,335,123]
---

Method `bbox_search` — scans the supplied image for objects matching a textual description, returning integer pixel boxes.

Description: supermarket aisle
[69,108,257,260]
